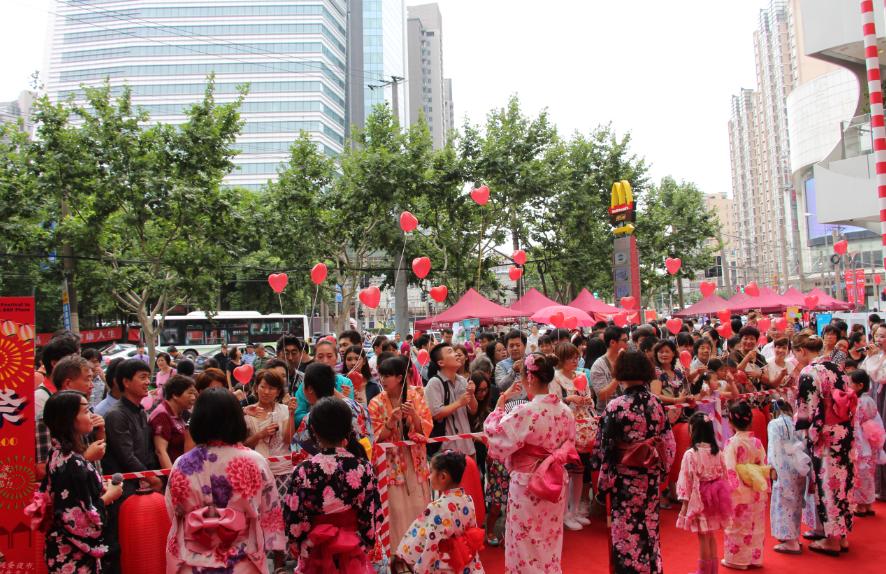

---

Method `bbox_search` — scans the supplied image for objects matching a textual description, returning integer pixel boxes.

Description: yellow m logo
[610,180,633,208]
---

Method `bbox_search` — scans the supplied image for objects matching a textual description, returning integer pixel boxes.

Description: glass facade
[362,0,405,120]
[46,0,348,188]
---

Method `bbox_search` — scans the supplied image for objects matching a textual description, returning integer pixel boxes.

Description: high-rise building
[406,3,453,148]
[0,91,35,134]
[703,191,737,289]
[44,0,349,190]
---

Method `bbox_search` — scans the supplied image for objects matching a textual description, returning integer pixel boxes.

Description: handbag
[427,377,451,457]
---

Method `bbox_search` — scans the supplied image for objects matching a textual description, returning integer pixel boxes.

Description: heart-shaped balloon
[758,335,768,346]
[717,309,731,324]
[429,285,448,302]
[572,373,588,392]
[774,317,788,331]
[564,315,578,329]
[699,281,716,297]
[665,257,682,275]
[875,274,882,285]
[347,371,365,390]
[399,211,418,233]
[416,348,430,366]
[512,249,527,265]
[268,273,288,294]
[716,323,733,338]
[549,312,566,328]
[833,239,848,255]
[412,256,431,279]
[620,296,637,310]
[666,318,683,335]
[744,282,760,297]
[612,313,628,327]
[470,185,490,205]
[310,263,328,285]
[359,286,381,308]
[509,266,524,281]
[803,295,819,309]
[233,364,254,384]
[756,317,771,333]
[679,350,692,370]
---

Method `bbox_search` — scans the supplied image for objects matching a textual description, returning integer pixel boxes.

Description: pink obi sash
[511,443,580,502]
[303,510,371,574]
[616,436,669,473]
[438,527,485,572]
[184,507,247,553]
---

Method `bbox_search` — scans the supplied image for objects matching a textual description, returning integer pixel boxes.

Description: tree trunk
[676,275,685,309]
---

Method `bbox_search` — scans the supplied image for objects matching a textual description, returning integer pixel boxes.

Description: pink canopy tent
[568,288,621,315]
[780,287,806,308]
[674,295,732,317]
[728,286,789,313]
[509,288,560,315]
[414,288,521,329]
[805,288,852,311]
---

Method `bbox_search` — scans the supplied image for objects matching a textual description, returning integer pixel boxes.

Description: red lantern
[119,490,171,574]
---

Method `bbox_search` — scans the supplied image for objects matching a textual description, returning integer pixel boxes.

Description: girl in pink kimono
[722,401,770,570]
[848,370,885,517]
[483,353,578,574]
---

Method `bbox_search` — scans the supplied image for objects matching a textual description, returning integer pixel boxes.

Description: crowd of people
[23,313,886,573]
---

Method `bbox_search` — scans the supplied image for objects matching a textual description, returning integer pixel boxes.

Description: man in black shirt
[213,343,229,373]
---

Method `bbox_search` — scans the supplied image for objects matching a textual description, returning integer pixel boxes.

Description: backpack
[427,376,451,457]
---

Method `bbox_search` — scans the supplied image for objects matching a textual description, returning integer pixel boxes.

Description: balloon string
[277,292,284,315]
[393,234,409,326]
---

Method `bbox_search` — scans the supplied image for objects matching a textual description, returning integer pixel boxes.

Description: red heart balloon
[679,350,692,370]
[412,256,431,279]
[666,318,683,335]
[620,296,637,309]
[572,374,588,392]
[758,335,768,347]
[744,282,760,297]
[509,266,524,281]
[359,286,381,309]
[612,313,628,327]
[803,295,819,309]
[416,348,430,366]
[549,312,565,328]
[429,285,448,302]
[310,263,328,285]
[875,274,882,285]
[564,315,578,329]
[717,309,731,324]
[774,318,788,331]
[665,257,682,275]
[233,364,254,384]
[716,323,732,338]
[756,317,771,333]
[512,249,527,265]
[833,239,848,255]
[267,273,288,294]
[699,281,716,297]
[470,185,490,205]
[399,211,418,233]
[347,372,365,390]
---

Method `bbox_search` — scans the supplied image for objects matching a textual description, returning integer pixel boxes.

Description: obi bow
[617,436,669,473]
[439,527,485,572]
[303,512,371,574]
[824,388,858,425]
[23,490,52,533]
[513,443,581,502]
[184,507,247,552]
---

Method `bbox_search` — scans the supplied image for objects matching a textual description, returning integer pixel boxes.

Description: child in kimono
[397,451,486,574]
[722,401,770,570]
[849,369,886,517]
[767,399,809,554]
[676,412,733,574]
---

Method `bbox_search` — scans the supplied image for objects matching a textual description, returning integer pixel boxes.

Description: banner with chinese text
[845,271,856,305]
[0,297,36,572]
[855,269,866,307]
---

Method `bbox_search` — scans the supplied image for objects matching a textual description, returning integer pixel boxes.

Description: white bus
[157,311,310,357]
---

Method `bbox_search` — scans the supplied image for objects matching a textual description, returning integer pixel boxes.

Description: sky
[1,0,763,197]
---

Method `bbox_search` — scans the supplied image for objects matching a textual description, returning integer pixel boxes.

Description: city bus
[157,311,310,358]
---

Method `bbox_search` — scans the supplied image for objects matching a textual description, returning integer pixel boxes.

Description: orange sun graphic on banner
[0,332,31,392]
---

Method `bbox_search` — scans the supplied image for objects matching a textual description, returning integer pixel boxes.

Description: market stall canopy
[805,288,853,311]
[530,305,595,327]
[568,288,621,315]
[414,288,521,330]
[780,287,807,308]
[728,286,789,313]
[509,288,560,315]
[673,295,732,318]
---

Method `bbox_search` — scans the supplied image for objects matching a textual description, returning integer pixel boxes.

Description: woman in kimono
[28,391,123,573]
[766,399,808,554]
[793,333,854,555]
[591,350,676,574]
[860,323,886,502]
[484,352,578,574]
[165,389,284,573]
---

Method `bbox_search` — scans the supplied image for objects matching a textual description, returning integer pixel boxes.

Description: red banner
[0,297,37,571]
[845,270,856,305]
[36,326,124,347]
[856,269,866,307]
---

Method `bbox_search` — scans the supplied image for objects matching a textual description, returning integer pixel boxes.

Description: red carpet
[479,501,886,572]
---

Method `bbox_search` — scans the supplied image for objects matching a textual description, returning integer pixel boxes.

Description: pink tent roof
[509,288,560,315]
[729,286,789,313]
[781,287,806,307]
[806,288,852,311]
[674,295,732,317]
[414,288,522,329]
[568,288,621,314]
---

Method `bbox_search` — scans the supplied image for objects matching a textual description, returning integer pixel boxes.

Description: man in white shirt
[425,343,477,456]
[589,326,628,415]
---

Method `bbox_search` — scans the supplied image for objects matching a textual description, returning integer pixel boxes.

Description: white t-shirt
[765,358,796,384]
[244,402,291,476]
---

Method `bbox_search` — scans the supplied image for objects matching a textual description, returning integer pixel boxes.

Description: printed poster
[0,297,36,572]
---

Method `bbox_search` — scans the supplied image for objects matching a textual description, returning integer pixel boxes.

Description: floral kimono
[285,448,382,573]
[397,487,485,574]
[165,444,285,573]
[861,350,886,499]
[723,430,769,567]
[591,384,675,574]
[767,414,808,541]
[484,393,577,574]
[292,396,374,466]
[40,448,109,573]
[851,393,885,506]
[796,359,854,538]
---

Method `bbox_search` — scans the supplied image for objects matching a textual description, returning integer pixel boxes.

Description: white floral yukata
[723,431,768,567]
[767,413,807,541]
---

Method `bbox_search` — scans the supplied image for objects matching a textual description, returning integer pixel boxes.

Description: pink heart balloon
[744,282,760,297]
[717,309,731,324]
[875,274,882,285]
[756,317,771,333]
[399,211,418,233]
[347,372,365,390]
[572,374,588,392]
[803,295,819,309]
[666,318,683,335]
[509,266,524,281]
[512,249,527,265]
[699,281,716,297]
[665,257,682,275]
[679,350,692,370]
[470,185,490,205]
[549,312,565,328]
[233,364,254,384]
[612,313,628,327]
[429,285,448,302]
[564,315,578,329]
[359,286,381,309]
[774,318,788,331]
[716,323,732,338]
[416,348,430,366]
[412,256,431,279]
[310,263,328,285]
[833,239,848,255]
[620,296,637,310]
[267,273,289,294]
